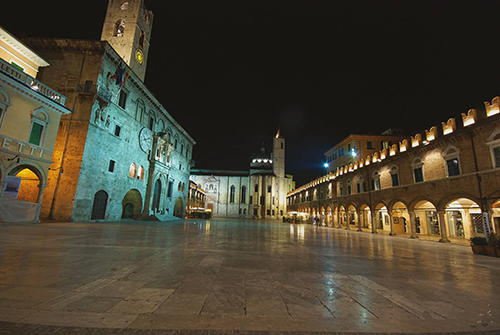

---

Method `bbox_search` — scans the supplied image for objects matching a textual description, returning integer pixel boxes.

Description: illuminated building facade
[190,132,293,219]
[0,26,71,223]
[23,0,194,222]
[288,98,500,242]
[324,130,406,173]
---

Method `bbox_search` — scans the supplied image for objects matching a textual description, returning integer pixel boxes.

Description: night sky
[4,1,500,186]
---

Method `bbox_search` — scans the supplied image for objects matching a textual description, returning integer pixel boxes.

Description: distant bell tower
[272,128,285,178]
[100,0,153,82]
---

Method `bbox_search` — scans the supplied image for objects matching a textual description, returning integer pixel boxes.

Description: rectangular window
[447,158,460,177]
[29,122,44,146]
[414,167,424,183]
[118,90,128,109]
[148,116,154,131]
[114,125,121,137]
[494,147,500,168]
[255,184,259,192]
[367,141,373,149]
[391,173,399,187]
[108,160,115,172]
[339,148,344,157]
[347,143,351,151]
[347,185,351,195]
[168,181,173,197]
[249,195,253,204]
[267,185,272,193]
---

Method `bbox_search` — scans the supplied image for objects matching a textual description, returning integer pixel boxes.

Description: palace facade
[190,132,293,219]
[0,26,71,223]
[23,0,195,222]
[288,99,500,242]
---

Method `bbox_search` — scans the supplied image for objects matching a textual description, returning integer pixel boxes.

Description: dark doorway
[122,203,134,218]
[91,190,108,220]
[174,197,183,218]
[152,179,161,212]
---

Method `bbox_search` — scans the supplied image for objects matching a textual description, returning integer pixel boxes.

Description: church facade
[190,132,293,219]
[25,0,195,222]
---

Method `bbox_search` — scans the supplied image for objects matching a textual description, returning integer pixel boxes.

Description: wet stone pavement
[0,219,499,334]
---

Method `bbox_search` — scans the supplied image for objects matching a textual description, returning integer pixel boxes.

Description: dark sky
[4,1,500,185]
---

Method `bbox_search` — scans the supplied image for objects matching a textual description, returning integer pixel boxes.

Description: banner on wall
[3,176,22,199]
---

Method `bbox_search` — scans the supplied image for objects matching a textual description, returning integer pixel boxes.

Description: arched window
[136,100,145,122]
[0,87,11,130]
[241,186,246,203]
[356,175,365,193]
[411,158,424,183]
[182,183,185,192]
[29,108,50,146]
[230,185,235,203]
[114,19,125,37]
[390,165,399,187]
[120,2,128,10]
[487,128,500,168]
[443,145,461,177]
[346,179,352,195]
[178,182,182,191]
[137,166,145,180]
[128,163,137,178]
[371,171,381,190]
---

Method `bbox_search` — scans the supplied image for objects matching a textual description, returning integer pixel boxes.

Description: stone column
[371,210,378,234]
[437,211,450,243]
[345,211,350,230]
[141,135,159,218]
[389,212,396,236]
[409,212,417,239]
[357,210,362,231]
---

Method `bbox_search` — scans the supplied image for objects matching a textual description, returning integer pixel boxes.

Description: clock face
[139,128,152,152]
[136,49,144,65]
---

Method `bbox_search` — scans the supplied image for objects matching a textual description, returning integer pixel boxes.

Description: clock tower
[100,0,153,82]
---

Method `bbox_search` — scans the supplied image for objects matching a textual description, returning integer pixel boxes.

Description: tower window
[114,20,125,37]
[120,2,128,10]
[114,125,121,137]
[139,30,145,49]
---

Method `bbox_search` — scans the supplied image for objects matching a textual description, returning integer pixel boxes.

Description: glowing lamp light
[351,149,357,158]
[323,163,329,168]
[31,84,39,91]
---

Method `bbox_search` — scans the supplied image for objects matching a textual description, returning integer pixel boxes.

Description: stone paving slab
[1,220,500,334]
[1,321,500,335]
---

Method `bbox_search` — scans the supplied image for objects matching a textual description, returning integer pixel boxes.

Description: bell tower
[100,0,153,82]
[272,128,285,178]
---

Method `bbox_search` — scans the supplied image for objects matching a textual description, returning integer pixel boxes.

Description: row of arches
[90,188,185,220]
[298,195,499,241]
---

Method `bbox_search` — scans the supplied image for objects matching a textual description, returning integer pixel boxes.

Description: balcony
[0,58,67,106]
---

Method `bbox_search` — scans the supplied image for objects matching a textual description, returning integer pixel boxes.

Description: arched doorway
[174,197,183,218]
[359,204,371,229]
[413,200,439,235]
[122,189,142,219]
[374,203,389,232]
[152,179,161,213]
[444,198,481,239]
[347,204,357,227]
[391,201,410,234]
[91,190,108,220]
[9,165,42,203]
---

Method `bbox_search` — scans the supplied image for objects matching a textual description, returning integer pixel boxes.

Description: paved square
[0,219,499,334]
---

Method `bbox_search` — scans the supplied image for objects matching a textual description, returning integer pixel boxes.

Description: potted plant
[487,233,498,256]
[470,236,488,255]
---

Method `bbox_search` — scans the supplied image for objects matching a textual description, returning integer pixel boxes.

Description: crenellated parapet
[288,95,500,198]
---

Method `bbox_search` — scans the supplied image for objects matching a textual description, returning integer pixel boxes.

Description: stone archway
[122,189,142,219]
[174,197,183,218]
[8,165,43,203]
